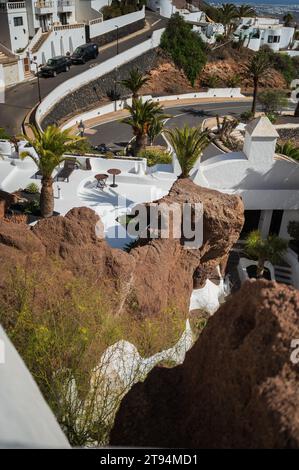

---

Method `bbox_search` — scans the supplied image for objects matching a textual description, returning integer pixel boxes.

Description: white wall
[30,24,86,67]
[89,7,145,39]
[7,7,29,52]
[36,28,165,125]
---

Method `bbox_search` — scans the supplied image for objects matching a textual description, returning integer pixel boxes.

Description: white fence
[61,89,244,131]
[89,7,145,39]
[35,28,165,128]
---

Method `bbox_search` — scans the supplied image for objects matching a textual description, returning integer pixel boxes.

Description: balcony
[34,1,54,15]
[0,2,26,11]
[57,0,74,12]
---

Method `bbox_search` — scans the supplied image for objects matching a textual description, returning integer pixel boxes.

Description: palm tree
[122,99,168,155]
[283,13,294,27]
[165,126,209,178]
[276,141,299,160]
[236,4,256,19]
[245,230,288,279]
[246,51,271,116]
[20,125,83,218]
[120,68,149,100]
[148,115,165,146]
[218,3,238,38]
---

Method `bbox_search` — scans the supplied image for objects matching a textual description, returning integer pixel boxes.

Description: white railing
[89,14,104,26]
[34,1,54,9]
[0,1,25,10]
[25,27,42,53]
[57,0,74,8]
[53,23,85,31]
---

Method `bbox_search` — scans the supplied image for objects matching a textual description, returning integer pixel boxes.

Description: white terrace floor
[0,155,177,249]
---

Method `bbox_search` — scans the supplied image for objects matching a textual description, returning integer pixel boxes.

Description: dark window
[14,17,23,27]
[268,35,273,43]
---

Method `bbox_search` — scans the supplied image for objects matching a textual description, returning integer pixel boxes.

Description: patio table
[107,168,121,188]
[95,173,108,189]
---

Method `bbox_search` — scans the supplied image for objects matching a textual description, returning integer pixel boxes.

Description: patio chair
[56,158,77,183]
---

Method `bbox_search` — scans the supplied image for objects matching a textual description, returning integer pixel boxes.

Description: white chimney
[243,116,279,166]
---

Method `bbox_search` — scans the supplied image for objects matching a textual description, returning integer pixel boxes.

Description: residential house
[234,16,294,52]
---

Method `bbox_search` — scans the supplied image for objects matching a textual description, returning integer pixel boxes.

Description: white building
[147,0,224,43]
[234,16,294,52]
[0,1,145,80]
[191,116,299,286]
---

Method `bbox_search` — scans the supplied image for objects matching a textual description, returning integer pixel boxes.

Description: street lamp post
[78,119,85,137]
[115,25,119,55]
[31,57,42,104]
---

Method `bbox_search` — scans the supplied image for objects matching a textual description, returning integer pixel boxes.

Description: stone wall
[41,48,161,128]
[91,18,146,47]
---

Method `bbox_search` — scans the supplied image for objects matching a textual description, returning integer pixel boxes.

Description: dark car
[71,43,98,64]
[39,56,71,77]
[92,143,113,154]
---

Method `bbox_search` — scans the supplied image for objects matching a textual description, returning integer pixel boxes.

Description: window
[273,36,280,43]
[13,17,23,27]
[268,35,273,43]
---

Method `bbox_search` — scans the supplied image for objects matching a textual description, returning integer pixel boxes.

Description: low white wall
[89,7,145,39]
[35,28,165,128]
[60,89,244,131]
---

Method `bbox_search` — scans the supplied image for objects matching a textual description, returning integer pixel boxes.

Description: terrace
[0,148,176,249]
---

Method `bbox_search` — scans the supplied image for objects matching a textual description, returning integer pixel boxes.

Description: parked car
[39,56,71,77]
[92,143,113,154]
[71,43,98,64]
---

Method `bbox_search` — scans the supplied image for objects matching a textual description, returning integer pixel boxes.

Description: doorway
[240,210,261,238]
[269,210,283,236]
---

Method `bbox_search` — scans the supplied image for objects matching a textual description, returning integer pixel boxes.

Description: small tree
[165,126,209,178]
[218,3,238,38]
[20,125,83,218]
[246,51,271,116]
[258,89,288,114]
[245,230,288,278]
[160,13,207,86]
[148,115,165,146]
[120,68,149,100]
[122,99,168,156]
[283,13,294,27]
[236,4,256,19]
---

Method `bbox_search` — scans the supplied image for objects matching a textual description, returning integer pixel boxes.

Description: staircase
[0,50,10,63]
[274,264,293,285]
[31,31,51,54]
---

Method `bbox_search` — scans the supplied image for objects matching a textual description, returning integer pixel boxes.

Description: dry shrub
[0,261,186,446]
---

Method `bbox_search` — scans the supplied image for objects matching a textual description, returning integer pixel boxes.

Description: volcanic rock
[0,179,243,318]
[110,280,299,448]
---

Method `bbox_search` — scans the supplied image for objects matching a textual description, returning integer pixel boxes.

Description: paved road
[86,101,253,161]
[0,10,167,135]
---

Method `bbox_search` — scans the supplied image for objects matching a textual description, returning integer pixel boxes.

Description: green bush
[240,110,254,122]
[160,13,207,86]
[138,148,172,167]
[265,112,278,124]
[25,182,40,194]
[0,127,11,140]
[258,89,288,114]
[0,262,186,446]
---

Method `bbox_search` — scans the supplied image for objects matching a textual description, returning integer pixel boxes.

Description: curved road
[86,100,252,161]
[0,10,167,135]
